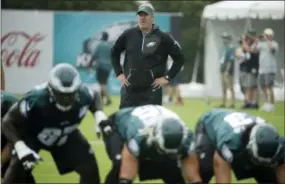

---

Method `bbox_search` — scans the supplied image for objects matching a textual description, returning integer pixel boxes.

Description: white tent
[200,1,284,101]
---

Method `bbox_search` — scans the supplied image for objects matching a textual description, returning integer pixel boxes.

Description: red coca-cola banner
[1,31,46,68]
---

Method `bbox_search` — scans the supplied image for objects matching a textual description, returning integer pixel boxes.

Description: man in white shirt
[255,28,279,112]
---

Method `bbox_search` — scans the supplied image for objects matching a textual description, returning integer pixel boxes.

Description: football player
[1,91,35,183]
[2,63,107,183]
[195,109,285,183]
[99,105,202,183]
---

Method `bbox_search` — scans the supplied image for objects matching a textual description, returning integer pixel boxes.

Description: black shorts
[119,86,162,109]
[96,67,110,85]
[170,71,182,85]
[195,121,215,183]
[103,132,184,183]
[138,159,185,183]
[25,130,97,175]
[195,121,278,183]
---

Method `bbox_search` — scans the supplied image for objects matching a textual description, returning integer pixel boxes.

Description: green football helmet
[48,63,81,111]
[153,117,188,155]
[247,124,282,166]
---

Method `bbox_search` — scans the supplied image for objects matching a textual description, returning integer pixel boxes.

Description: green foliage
[3,0,220,83]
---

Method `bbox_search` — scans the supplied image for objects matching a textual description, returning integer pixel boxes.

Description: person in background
[240,29,259,109]
[111,3,184,109]
[163,56,184,105]
[107,3,184,183]
[1,63,5,90]
[219,32,235,108]
[235,39,246,100]
[255,28,279,112]
[91,32,113,106]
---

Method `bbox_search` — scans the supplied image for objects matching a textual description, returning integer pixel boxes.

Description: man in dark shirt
[111,3,184,109]
[240,30,259,109]
[104,3,185,184]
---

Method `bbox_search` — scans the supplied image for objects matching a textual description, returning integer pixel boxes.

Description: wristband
[14,140,28,153]
[119,178,132,184]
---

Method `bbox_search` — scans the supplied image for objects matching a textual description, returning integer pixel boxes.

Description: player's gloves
[95,111,108,139]
[14,141,41,170]
[99,119,113,136]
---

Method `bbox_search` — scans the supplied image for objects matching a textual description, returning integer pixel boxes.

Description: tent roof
[202,1,285,20]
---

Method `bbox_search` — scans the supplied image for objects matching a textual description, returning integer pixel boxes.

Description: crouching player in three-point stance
[100,105,202,183]
[1,63,107,183]
[195,109,285,183]
[1,91,35,183]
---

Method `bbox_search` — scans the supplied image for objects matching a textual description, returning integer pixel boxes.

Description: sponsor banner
[1,10,54,94]
[53,11,171,95]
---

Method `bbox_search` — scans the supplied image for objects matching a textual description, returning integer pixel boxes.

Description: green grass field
[32,96,284,183]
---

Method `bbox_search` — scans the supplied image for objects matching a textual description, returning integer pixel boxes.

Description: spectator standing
[235,39,246,98]
[219,32,235,108]
[163,56,184,105]
[240,29,259,109]
[255,28,279,112]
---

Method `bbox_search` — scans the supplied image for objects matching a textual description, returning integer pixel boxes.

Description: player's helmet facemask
[48,63,81,111]
[246,124,282,166]
[151,118,188,156]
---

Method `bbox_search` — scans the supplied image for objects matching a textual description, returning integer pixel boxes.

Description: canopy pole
[191,18,205,83]
[244,17,252,34]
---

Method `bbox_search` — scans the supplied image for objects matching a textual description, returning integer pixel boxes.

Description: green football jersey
[1,91,18,118]
[92,41,113,71]
[200,109,285,167]
[17,83,96,148]
[114,105,195,161]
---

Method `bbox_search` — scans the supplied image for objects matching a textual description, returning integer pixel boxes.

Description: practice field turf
[32,97,284,183]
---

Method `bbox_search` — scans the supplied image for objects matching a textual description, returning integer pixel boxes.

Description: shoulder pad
[80,84,98,97]
[32,82,48,91]
[78,84,95,101]
[19,88,49,117]
[1,91,18,104]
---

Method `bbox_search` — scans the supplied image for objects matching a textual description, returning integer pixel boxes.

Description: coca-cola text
[1,31,46,68]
